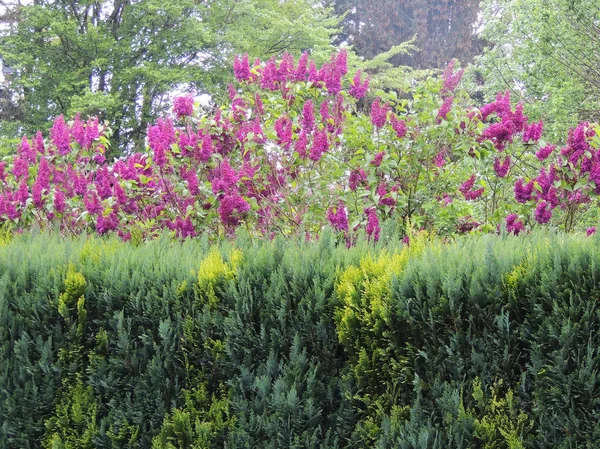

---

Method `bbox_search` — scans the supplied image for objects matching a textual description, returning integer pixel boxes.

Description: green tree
[476,0,600,140]
[0,0,337,153]
[331,0,484,69]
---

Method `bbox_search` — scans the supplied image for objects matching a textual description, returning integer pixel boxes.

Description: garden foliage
[1,232,600,447]
[0,51,598,243]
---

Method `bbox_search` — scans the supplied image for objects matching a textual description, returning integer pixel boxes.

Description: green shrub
[1,232,600,448]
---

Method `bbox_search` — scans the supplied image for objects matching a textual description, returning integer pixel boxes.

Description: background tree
[475,0,600,141]
[331,0,484,69]
[0,0,337,153]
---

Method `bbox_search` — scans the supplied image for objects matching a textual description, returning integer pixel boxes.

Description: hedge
[1,232,599,448]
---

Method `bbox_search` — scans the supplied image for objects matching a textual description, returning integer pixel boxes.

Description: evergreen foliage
[1,232,600,447]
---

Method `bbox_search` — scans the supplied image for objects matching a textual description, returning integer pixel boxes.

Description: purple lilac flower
[349,169,367,191]
[309,129,329,161]
[505,214,525,235]
[308,61,319,83]
[441,60,464,93]
[482,121,514,150]
[295,130,309,159]
[148,118,175,168]
[371,151,385,167]
[96,213,119,235]
[18,135,36,163]
[275,116,293,149]
[349,70,369,99]
[71,115,86,147]
[523,120,544,143]
[234,53,250,81]
[32,181,44,208]
[514,178,534,203]
[534,200,552,224]
[51,115,71,155]
[294,52,308,81]
[211,159,238,194]
[199,134,213,162]
[536,145,555,161]
[493,155,511,178]
[390,114,407,138]
[173,96,194,119]
[219,194,250,227]
[365,208,380,242]
[37,157,51,190]
[327,201,348,231]
[302,100,315,131]
[12,156,29,181]
[459,175,484,200]
[17,180,29,206]
[437,96,454,122]
[434,149,447,168]
[113,181,127,206]
[34,131,45,154]
[54,189,66,213]
[562,123,590,165]
[370,98,389,129]
[84,193,102,215]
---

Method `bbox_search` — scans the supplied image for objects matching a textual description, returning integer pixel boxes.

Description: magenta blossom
[349,169,367,191]
[50,115,71,155]
[370,99,389,129]
[505,214,525,235]
[309,129,329,162]
[441,60,464,93]
[349,70,369,99]
[493,155,511,178]
[365,208,380,242]
[233,53,250,81]
[148,118,175,168]
[173,96,194,119]
[390,114,407,138]
[219,194,250,227]
[587,227,596,236]
[437,96,454,122]
[327,202,348,232]
[302,100,315,131]
[514,178,534,203]
[536,145,555,161]
[523,120,544,143]
[534,201,553,224]
[371,151,385,167]
[459,175,484,200]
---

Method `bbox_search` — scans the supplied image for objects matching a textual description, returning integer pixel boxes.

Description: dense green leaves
[476,0,600,140]
[2,232,600,447]
[0,0,337,152]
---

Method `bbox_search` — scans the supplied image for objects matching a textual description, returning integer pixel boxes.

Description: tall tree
[0,0,337,152]
[476,0,600,141]
[332,0,483,69]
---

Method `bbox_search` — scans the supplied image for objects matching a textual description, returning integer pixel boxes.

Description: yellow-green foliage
[79,238,119,266]
[43,381,98,449]
[152,383,233,449]
[196,248,242,309]
[58,265,87,335]
[335,231,433,442]
[471,379,531,449]
[335,231,432,352]
[505,249,537,302]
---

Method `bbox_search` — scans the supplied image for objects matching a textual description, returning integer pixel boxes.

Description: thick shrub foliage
[1,233,600,447]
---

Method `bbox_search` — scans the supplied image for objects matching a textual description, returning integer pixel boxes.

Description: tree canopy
[332,0,483,69]
[476,0,600,140]
[0,0,338,152]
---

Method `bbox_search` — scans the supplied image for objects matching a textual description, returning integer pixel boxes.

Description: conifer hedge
[1,232,599,448]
